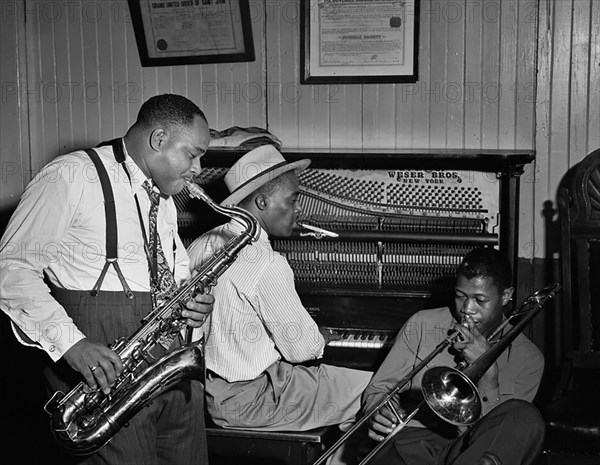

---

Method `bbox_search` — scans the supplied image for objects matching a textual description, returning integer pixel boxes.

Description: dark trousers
[371,400,545,465]
[44,286,207,465]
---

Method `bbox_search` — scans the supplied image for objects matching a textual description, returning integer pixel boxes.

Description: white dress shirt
[187,219,325,382]
[0,143,190,361]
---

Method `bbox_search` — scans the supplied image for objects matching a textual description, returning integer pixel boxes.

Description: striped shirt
[188,219,325,382]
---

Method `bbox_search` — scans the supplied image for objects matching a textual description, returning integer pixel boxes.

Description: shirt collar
[227,216,268,243]
[120,140,155,196]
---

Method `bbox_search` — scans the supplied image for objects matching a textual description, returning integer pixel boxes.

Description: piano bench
[206,424,338,465]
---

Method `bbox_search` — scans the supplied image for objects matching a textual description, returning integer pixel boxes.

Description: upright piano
[176,148,534,371]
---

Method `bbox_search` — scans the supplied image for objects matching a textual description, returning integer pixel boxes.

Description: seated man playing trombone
[361,247,546,465]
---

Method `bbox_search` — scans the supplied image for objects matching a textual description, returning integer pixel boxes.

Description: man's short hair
[457,247,512,292]
[135,94,207,132]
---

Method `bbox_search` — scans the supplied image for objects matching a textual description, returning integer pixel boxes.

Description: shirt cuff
[12,320,87,362]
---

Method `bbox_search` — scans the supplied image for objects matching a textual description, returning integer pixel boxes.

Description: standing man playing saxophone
[362,247,545,465]
[0,94,214,464]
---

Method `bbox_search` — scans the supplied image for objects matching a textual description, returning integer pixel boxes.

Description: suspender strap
[84,148,133,299]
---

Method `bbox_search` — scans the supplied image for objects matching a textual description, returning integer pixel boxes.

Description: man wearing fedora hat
[188,144,373,431]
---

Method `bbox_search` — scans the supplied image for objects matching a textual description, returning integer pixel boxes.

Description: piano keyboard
[325,327,396,350]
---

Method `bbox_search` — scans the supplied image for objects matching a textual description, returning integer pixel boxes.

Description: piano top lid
[201,147,535,173]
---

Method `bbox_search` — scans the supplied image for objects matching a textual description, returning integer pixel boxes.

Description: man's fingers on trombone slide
[369,411,397,440]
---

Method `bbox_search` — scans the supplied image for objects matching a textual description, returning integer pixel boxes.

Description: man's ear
[254,194,268,211]
[501,287,514,306]
[149,128,166,151]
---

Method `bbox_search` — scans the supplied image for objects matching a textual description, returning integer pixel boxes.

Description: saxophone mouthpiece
[297,222,339,238]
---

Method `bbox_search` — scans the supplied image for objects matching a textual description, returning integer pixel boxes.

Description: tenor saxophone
[44,181,259,455]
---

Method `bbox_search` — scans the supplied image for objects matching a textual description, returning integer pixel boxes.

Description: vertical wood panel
[515,0,538,149]
[405,1,430,149]
[98,3,115,143]
[480,0,501,149]
[498,0,518,149]
[445,1,464,148]
[463,1,483,149]
[570,0,592,159]
[330,86,363,148]
[516,1,540,263]
[428,0,449,147]
[589,0,600,155]
[82,0,100,147]
[548,0,573,187]
[0,0,27,215]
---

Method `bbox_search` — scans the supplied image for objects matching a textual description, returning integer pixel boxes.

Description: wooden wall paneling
[111,0,131,137]
[214,65,235,129]
[98,3,117,145]
[515,0,537,149]
[570,0,593,163]
[590,1,600,154]
[184,65,205,122]
[298,81,331,149]
[124,1,143,126]
[406,2,430,149]
[444,1,465,148]
[515,0,539,262]
[63,1,86,153]
[82,1,101,149]
[497,0,519,149]
[264,0,284,144]
[463,0,483,149]
[197,64,219,129]
[171,66,188,98]
[0,0,27,214]
[362,83,397,149]
[481,1,501,149]
[428,0,449,148]
[535,0,553,205]
[329,86,363,149]
[266,0,300,148]
[24,0,47,171]
[245,0,266,129]
[296,2,332,149]
[53,0,74,155]
[548,0,573,189]
[155,66,174,96]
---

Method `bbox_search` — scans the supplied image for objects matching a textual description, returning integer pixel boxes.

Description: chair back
[557,147,600,388]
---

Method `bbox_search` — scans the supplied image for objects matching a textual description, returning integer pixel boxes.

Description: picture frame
[300,0,419,84]
[128,0,255,67]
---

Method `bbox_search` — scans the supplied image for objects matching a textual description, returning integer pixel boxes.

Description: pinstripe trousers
[44,285,207,465]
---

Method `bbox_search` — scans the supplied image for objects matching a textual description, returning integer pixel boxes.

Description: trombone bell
[421,366,482,426]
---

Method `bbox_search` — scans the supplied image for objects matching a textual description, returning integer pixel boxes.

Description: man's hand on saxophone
[181,290,214,328]
[62,339,123,395]
[61,284,214,395]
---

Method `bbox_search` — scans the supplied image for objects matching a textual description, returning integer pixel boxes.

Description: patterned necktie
[141,180,178,310]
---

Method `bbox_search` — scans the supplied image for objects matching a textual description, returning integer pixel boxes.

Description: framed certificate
[301,0,419,84]
[128,0,255,67]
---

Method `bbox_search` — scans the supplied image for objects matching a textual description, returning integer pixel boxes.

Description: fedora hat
[220,145,311,206]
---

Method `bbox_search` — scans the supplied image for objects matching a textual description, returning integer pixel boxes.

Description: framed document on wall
[128,0,255,67]
[301,0,419,84]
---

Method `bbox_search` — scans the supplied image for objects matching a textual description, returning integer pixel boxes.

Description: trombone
[314,283,561,465]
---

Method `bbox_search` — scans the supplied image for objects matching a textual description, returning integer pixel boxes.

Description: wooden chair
[540,148,600,463]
